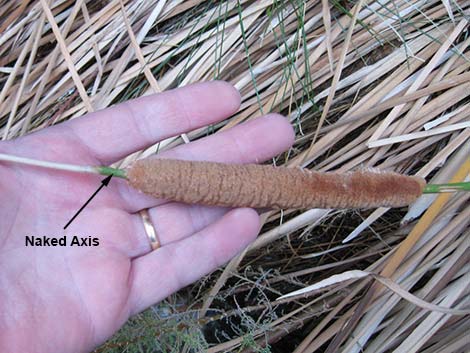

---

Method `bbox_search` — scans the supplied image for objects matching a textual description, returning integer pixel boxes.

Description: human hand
[0,81,294,353]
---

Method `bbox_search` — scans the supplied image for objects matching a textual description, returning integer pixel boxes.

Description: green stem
[0,152,128,179]
[96,166,128,179]
[423,182,470,194]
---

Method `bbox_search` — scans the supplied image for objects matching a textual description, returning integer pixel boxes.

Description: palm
[1,142,136,351]
[0,82,294,353]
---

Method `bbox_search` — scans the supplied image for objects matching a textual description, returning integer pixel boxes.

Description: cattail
[2,153,465,208]
[127,159,426,209]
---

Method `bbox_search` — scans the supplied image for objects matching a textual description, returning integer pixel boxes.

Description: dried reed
[1,0,468,352]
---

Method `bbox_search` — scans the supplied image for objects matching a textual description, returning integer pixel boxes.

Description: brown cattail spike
[127,159,426,209]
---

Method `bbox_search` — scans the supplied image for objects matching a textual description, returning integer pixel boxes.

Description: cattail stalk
[421,181,470,193]
[1,153,468,208]
[127,159,426,209]
[0,153,126,178]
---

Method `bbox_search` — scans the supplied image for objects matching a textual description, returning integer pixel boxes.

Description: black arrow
[64,175,112,229]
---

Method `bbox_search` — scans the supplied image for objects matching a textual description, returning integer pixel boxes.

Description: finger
[127,208,260,315]
[63,207,150,258]
[117,113,295,212]
[130,203,229,256]
[162,113,295,162]
[44,81,241,165]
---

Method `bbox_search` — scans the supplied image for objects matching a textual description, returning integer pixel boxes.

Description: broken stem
[0,152,127,179]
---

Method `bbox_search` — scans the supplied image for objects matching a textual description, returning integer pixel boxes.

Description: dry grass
[1,0,469,352]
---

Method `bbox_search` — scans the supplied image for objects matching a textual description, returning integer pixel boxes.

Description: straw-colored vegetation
[1,0,469,352]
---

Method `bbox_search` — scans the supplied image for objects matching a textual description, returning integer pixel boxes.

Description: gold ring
[139,209,160,251]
